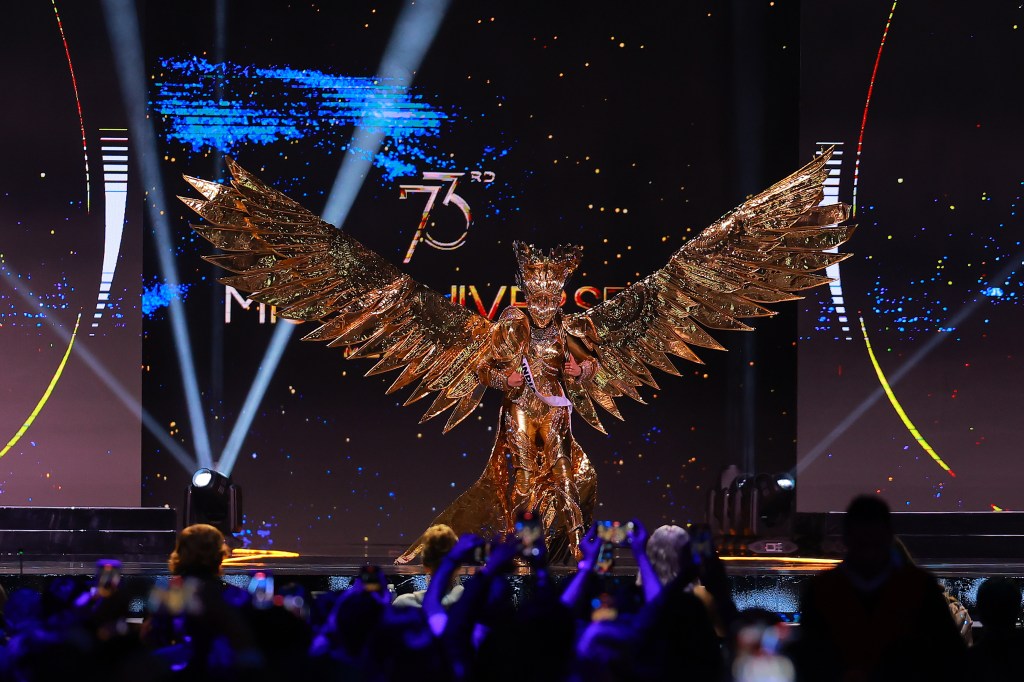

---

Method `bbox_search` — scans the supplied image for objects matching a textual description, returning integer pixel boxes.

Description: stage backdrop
[140,1,803,553]
[0,2,141,506]
[9,1,1013,546]
[797,1,1024,512]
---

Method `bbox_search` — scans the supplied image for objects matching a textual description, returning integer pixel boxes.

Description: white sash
[520,357,572,410]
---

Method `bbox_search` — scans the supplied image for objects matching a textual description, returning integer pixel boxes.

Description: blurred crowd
[0,494,1020,681]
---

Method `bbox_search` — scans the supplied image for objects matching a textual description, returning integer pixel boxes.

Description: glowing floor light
[223,548,301,565]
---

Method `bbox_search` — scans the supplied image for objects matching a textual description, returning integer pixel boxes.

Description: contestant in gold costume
[416,242,600,563]
[181,148,853,563]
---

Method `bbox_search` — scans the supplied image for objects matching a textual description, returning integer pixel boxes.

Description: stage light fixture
[755,473,796,531]
[707,468,799,555]
[191,468,215,489]
[184,468,242,536]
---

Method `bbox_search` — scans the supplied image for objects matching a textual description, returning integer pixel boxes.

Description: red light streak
[852,1,898,216]
[51,0,91,212]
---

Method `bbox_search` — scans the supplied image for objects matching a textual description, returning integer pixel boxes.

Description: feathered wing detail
[180,158,493,432]
[562,148,855,425]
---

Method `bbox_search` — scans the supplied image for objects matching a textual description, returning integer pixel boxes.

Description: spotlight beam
[215,0,452,477]
[796,250,1024,476]
[101,0,213,468]
[0,265,196,473]
[215,321,295,474]
[322,0,452,227]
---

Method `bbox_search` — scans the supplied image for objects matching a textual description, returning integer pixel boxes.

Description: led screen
[797,1,1024,512]
[141,1,804,552]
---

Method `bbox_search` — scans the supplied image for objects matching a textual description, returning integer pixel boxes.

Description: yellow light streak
[859,316,955,477]
[0,314,81,458]
[223,548,301,565]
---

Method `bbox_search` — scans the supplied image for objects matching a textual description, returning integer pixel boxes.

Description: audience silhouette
[966,577,1024,682]
[0,500,1018,681]
[794,495,968,681]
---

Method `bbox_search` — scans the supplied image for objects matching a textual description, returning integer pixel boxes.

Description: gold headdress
[513,241,583,298]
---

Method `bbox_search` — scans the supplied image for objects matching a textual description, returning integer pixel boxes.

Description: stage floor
[2,548,1022,579]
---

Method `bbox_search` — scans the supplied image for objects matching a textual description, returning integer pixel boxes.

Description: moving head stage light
[185,468,242,536]
[707,470,797,556]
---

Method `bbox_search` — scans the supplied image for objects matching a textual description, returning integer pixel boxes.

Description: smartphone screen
[248,570,275,607]
[470,542,491,565]
[689,524,714,565]
[594,521,634,573]
[591,592,618,621]
[359,565,385,591]
[515,510,543,558]
[595,541,616,573]
[95,559,122,595]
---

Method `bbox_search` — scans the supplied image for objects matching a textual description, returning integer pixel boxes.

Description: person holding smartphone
[393,524,464,609]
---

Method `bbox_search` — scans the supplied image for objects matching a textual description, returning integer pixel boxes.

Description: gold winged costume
[180,148,853,563]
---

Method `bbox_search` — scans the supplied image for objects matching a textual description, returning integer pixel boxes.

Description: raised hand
[578,522,602,572]
[564,353,582,377]
[482,535,521,576]
[446,534,486,565]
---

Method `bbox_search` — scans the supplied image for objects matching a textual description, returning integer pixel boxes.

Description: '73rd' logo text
[400,171,495,263]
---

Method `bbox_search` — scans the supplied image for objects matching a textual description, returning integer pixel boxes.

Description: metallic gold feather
[181,159,494,431]
[562,147,854,422]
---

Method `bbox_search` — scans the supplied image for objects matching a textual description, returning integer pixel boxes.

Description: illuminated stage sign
[400,171,496,262]
[224,283,625,324]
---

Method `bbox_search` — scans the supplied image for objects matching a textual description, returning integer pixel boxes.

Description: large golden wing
[562,148,854,430]
[180,159,492,432]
